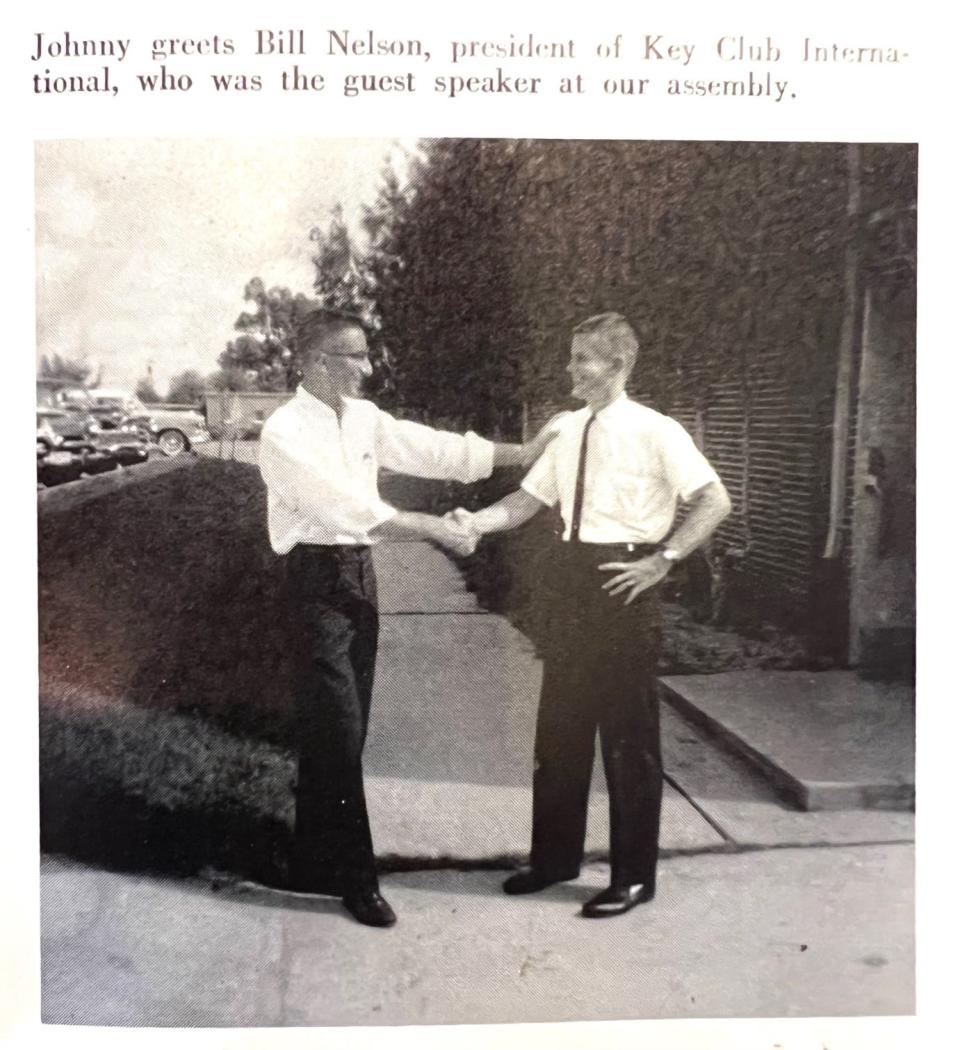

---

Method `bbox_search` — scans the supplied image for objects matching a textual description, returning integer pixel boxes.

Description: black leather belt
[563,541,663,557]
[292,543,370,557]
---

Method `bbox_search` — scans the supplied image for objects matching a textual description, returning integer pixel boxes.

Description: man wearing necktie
[451,312,731,917]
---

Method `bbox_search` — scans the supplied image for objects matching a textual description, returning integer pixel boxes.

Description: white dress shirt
[521,393,720,544]
[259,386,494,553]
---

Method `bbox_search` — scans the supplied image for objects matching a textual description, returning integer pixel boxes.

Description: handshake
[436,507,481,557]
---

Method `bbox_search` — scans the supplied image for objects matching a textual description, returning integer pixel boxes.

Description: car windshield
[88,392,148,414]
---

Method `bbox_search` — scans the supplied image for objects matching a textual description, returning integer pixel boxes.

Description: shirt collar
[295,384,338,419]
[591,391,629,420]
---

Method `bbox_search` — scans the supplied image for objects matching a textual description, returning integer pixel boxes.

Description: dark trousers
[529,542,664,887]
[286,544,380,894]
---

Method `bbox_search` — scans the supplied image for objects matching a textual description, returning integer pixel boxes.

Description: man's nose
[360,359,373,378]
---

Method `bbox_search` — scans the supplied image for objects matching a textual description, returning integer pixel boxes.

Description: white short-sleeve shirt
[521,393,720,544]
[259,386,494,553]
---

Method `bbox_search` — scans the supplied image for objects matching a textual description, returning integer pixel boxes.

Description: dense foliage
[214,208,388,394]
[215,277,316,392]
[166,369,206,404]
[363,140,916,432]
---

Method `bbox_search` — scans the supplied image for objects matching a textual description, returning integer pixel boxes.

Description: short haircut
[572,312,639,374]
[296,307,368,356]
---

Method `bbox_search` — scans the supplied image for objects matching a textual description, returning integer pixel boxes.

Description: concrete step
[659,670,914,812]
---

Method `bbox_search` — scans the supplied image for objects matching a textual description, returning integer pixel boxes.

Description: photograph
[34,135,916,1028]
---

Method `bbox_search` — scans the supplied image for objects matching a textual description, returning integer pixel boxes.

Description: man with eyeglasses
[258,307,557,927]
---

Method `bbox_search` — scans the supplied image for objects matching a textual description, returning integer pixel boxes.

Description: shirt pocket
[591,468,644,518]
[611,470,648,515]
[359,449,377,482]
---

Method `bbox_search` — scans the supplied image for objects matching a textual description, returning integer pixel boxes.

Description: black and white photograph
[33,135,916,1028]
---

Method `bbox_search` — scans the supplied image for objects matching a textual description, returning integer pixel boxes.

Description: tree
[205,365,256,393]
[39,353,91,384]
[310,206,396,401]
[358,139,871,429]
[166,369,206,405]
[215,202,403,396]
[359,161,416,407]
[360,140,532,434]
[311,205,378,324]
[135,377,161,404]
[218,277,315,392]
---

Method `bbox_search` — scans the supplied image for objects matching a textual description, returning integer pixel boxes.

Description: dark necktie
[569,413,596,542]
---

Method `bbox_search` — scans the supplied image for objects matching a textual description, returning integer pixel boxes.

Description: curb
[37,454,199,517]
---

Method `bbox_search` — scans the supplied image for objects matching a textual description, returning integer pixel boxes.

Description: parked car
[36,407,117,485]
[93,428,151,467]
[36,381,103,442]
[84,392,147,435]
[37,411,81,483]
[36,404,96,452]
[88,388,212,456]
[37,411,67,459]
[39,385,151,466]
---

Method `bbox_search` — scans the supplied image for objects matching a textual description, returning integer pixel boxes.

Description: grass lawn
[39,460,300,880]
[39,460,297,736]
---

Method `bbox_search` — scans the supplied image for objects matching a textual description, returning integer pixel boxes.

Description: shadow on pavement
[40,775,293,887]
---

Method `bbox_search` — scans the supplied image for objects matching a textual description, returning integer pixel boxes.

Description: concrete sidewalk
[366,543,726,861]
[39,539,916,1026]
[41,844,915,1026]
[361,542,912,863]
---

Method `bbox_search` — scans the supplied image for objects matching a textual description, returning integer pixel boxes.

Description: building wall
[202,391,292,437]
[669,376,828,630]
[848,284,916,675]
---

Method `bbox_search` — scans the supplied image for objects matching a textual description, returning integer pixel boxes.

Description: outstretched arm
[448,489,547,537]
[491,413,568,469]
[372,510,479,557]
[373,407,566,481]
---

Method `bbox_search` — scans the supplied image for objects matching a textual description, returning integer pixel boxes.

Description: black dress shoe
[581,881,655,918]
[342,890,397,927]
[502,867,578,895]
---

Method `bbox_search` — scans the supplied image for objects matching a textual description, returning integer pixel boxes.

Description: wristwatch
[658,547,681,564]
